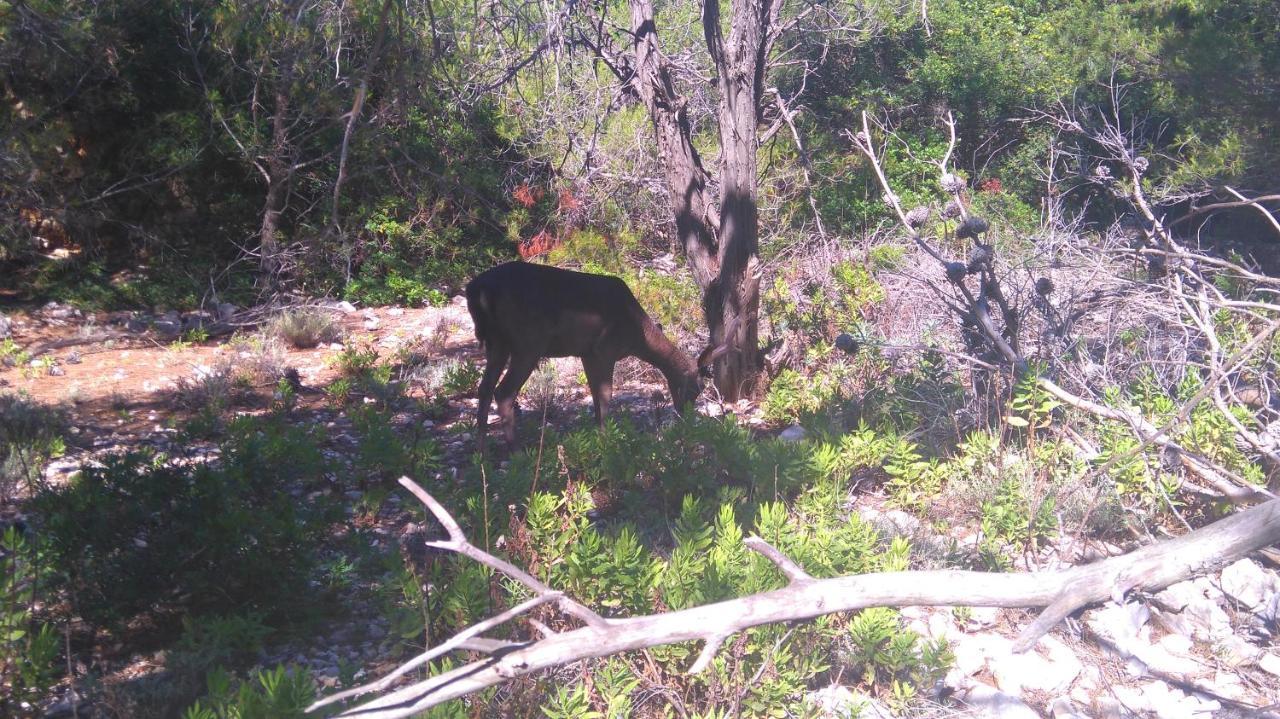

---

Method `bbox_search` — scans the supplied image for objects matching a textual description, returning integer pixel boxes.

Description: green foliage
[32,416,336,628]
[1,527,60,716]
[350,404,441,485]
[843,607,952,690]
[183,665,318,719]
[0,393,67,500]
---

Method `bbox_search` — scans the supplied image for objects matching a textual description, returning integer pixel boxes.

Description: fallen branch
[312,478,1280,719]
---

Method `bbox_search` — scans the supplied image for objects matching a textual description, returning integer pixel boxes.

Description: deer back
[466,262,652,361]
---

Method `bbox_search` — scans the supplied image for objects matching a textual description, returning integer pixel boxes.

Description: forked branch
[310,478,1280,719]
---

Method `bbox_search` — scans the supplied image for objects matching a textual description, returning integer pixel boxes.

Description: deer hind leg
[475,344,510,455]
[582,354,616,429]
[494,354,539,446]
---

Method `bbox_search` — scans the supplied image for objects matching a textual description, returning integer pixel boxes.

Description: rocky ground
[2,300,1278,718]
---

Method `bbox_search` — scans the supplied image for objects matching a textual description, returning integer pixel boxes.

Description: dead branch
[312,478,1280,718]
[851,110,1279,503]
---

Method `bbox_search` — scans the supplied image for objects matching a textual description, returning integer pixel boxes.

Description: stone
[216,302,239,321]
[153,311,182,336]
[1259,652,1280,677]
[964,606,1002,630]
[1048,697,1089,719]
[1154,580,1203,612]
[1220,558,1278,611]
[779,424,807,442]
[0,312,10,338]
[1114,681,1220,718]
[184,311,214,330]
[959,683,1040,719]
[1180,595,1231,642]
[989,635,1081,694]
[805,686,891,719]
[333,300,358,313]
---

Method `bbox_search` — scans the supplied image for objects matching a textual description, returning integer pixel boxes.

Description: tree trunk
[257,3,305,288]
[331,0,396,281]
[629,0,719,291]
[703,0,771,399]
[629,0,774,400]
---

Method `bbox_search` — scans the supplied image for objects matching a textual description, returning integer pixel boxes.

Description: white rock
[1154,580,1203,612]
[958,682,1040,719]
[779,424,806,442]
[334,301,358,313]
[989,635,1081,694]
[1115,680,1221,719]
[1258,652,1280,677]
[1156,633,1194,657]
[387,307,404,316]
[1217,635,1261,667]
[1210,671,1245,700]
[1048,697,1089,719]
[1180,595,1231,642]
[1220,558,1278,611]
[805,686,891,719]
[965,606,1002,630]
[1092,601,1151,643]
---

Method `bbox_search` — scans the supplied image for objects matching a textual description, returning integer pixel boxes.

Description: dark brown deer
[465,262,731,454]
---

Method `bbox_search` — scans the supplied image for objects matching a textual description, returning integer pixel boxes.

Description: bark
[331,0,396,280]
[257,6,303,286]
[703,0,773,398]
[629,0,719,291]
[628,0,774,400]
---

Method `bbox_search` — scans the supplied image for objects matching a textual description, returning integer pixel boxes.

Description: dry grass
[264,308,344,349]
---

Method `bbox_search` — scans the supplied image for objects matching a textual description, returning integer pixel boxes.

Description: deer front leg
[582,355,616,429]
[474,346,509,456]
[493,355,539,446]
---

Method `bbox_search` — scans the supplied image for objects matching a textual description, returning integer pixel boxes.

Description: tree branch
[312,480,1280,719]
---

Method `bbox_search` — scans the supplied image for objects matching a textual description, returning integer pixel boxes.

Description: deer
[465,261,733,455]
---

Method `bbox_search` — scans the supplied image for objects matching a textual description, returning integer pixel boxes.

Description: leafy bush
[32,417,336,628]
[265,309,344,350]
[0,393,67,500]
[1,527,60,716]
[183,665,318,719]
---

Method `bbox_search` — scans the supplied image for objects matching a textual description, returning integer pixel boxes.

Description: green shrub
[1,527,60,716]
[183,665,318,719]
[0,393,67,500]
[32,417,336,628]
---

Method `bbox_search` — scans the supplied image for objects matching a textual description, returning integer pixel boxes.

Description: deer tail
[465,280,492,352]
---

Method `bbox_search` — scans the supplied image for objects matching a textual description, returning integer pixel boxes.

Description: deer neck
[638,320,696,383]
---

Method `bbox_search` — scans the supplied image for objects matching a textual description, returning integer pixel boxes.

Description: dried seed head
[941,173,966,194]
[834,333,860,355]
[1093,164,1113,180]
[1132,156,1149,173]
[956,216,990,239]
[944,262,968,283]
[966,243,994,272]
[941,200,963,219]
[905,205,931,229]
